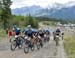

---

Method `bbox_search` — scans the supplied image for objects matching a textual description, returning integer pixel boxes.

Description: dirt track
[0,24,66,58]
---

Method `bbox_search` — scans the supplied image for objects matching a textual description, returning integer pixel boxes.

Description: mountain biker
[53,28,61,46]
[23,25,37,48]
[43,29,50,35]
[12,25,21,43]
[13,25,21,36]
[12,25,17,32]
[53,27,61,41]
[55,27,61,36]
[13,28,21,36]
[38,28,44,38]
[32,29,38,37]
[37,28,44,47]
[12,25,23,47]
[23,25,34,39]
[44,29,50,41]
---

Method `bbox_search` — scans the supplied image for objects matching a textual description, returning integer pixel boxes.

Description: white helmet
[17,28,20,30]
[27,25,31,28]
[38,28,42,30]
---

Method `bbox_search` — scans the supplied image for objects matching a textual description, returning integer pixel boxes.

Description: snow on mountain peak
[47,1,75,9]
[64,1,75,7]
[47,2,64,10]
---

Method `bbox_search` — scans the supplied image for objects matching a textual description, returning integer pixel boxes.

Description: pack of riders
[7,25,63,43]
[7,25,64,52]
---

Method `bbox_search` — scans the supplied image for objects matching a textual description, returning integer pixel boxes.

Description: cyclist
[12,25,21,44]
[12,25,21,36]
[38,28,44,38]
[23,25,36,49]
[55,27,61,36]
[37,28,44,47]
[23,25,33,39]
[54,27,61,41]
[44,29,50,41]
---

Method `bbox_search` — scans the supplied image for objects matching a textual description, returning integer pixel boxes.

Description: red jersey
[8,31,12,36]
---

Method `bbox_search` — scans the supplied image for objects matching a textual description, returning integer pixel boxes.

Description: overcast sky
[11,0,75,9]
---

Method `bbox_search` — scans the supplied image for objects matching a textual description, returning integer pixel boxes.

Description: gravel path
[0,24,66,58]
[0,37,65,58]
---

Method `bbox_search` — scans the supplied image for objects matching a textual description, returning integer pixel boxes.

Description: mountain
[11,5,43,16]
[48,5,75,19]
[11,1,75,19]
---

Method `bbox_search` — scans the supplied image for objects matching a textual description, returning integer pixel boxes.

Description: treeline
[8,15,39,28]
[35,16,75,24]
[60,19,75,24]
[35,17,60,22]
[0,0,38,29]
[0,14,39,29]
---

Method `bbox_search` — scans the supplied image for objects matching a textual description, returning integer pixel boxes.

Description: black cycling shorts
[16,32,20,35]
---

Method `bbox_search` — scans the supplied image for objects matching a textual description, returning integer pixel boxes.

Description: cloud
[11,0,75,9]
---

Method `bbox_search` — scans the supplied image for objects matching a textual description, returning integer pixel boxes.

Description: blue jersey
[32,29,38,33]
[43,29,50,34]
[24,28,37,37]
[24,29,33,37]
[15,29,20,33]
[13,27,21,35]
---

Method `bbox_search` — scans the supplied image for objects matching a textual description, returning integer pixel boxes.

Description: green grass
[64,34,75,58]
[0,29,7,41]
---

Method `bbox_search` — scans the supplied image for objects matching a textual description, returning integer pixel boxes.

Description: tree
[1,0,12,29]
[0,1,2,20]
[25,14,38,28]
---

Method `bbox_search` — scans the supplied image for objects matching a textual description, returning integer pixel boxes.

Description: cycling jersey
[13,27,21,35]
[38,30,44,38]
[24,29,33,38]
[55,29,61,35]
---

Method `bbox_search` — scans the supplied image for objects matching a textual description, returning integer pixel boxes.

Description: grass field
[64,33,75,58]
[0,29,7,41]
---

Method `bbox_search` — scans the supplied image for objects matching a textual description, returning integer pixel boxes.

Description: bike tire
[10,40,17,51]
[24,45,29,54]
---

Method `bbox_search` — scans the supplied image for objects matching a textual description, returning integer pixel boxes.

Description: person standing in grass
[6,28,8,34]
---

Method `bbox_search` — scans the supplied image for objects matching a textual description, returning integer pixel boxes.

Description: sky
[11,0,75,9]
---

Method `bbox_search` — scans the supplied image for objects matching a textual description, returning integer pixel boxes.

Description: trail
[0,24,66,58]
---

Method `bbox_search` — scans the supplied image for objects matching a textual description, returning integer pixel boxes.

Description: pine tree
[25,14,38,28]
[0,1,2,20]
[1,0,12,29]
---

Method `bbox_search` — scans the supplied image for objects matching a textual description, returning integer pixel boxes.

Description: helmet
[38,28,42,30]
[13,25,17,28]
[27,25,31,28]
[17,28,20,30]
